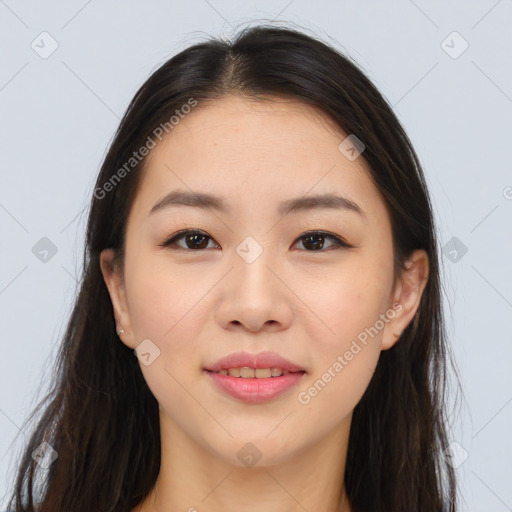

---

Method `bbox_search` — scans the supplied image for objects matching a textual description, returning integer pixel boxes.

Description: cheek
[295,346,380,437]
[125,272,172,340]
[299,256,391,394]
[125,256,209,342]
[304,257,391,339]
[124,262,208,406]
[295,278,385,422]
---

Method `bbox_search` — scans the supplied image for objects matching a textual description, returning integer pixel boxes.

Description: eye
[292,230,351,252]
[160,229,351,252]
[160,229,219,251]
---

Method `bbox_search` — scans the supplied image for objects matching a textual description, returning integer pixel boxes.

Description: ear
[382,249,429,351]
[99,248,135,349]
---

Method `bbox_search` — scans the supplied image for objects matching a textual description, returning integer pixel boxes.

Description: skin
[100,95,429,512]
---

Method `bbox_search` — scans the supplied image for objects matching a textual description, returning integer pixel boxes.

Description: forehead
[131,95,389,225]
[157,95,349,163]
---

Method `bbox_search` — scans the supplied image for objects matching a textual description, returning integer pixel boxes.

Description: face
[101,95,428,467]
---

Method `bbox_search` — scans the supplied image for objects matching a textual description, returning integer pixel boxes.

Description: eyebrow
[148,189,366,219]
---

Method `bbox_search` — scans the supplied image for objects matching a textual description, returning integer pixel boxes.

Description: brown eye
[161,230,218,250]
[161,229,350,252]
[293,231,350,251]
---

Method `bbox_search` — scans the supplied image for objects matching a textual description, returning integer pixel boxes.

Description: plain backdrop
[1,1,511,510]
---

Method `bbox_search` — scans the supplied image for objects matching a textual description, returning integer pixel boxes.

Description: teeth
[255,368,271,378]
[215,367,294,378]
[240,367,254,378]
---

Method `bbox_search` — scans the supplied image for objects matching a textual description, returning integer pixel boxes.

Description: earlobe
[99,249,133,347]
[382,249,429,350]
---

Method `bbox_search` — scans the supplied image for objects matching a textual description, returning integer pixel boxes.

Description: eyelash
[159,229,352,252]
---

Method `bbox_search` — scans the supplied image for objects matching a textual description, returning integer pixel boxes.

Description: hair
[6,23,461,512]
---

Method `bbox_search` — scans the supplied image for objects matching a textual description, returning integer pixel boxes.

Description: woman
[6,25,459,512]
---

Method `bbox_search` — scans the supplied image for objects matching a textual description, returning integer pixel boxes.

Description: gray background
[1,1,511,510]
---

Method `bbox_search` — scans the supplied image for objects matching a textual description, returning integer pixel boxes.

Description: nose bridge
[233,235,275,295]
[236,231,268,261]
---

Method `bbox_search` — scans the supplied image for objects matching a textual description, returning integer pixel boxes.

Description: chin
[202,432,304,470]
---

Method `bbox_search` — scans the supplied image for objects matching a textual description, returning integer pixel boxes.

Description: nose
[215,250,294,333]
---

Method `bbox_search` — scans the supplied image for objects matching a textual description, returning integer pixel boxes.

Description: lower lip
[205,370,306,404]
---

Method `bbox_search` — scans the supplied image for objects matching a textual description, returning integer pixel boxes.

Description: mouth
[204,367,307,404]
[203,351,307,403]
[204,350,307,375]
[206,367,306,378]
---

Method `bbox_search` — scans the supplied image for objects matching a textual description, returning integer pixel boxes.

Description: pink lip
[206,371,306,404]
[204,351,307,404]
[204,351,306,373]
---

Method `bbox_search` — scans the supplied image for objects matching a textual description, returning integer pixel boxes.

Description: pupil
[187,234,208,249]
[304,234,324,250]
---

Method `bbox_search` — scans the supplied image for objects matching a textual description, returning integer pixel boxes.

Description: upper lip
[205,351,306,373]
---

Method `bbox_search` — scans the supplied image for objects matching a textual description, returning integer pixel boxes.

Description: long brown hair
[6,24,461,512]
